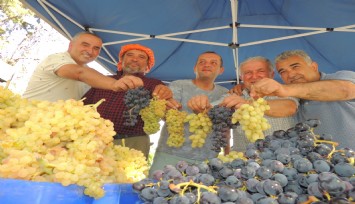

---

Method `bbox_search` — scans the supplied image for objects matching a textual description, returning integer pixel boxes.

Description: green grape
[231,98,271,142]
[185,112,212,148]
[0,88,149,199]
[140,97,166,135]
[166,109,188,147]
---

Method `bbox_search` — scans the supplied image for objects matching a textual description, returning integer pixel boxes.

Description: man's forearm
[285,80,355,101]
[265,99,297,117]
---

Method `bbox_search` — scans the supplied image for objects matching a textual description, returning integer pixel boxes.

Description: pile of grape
[133,119,355,203]
[0,87,148,198]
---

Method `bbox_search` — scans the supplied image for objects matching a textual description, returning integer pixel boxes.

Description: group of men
[23,31,355,177]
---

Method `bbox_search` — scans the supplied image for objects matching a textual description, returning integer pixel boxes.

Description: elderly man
[83,44,172,159]
[220,56,298,151]
[149,51,228,176]
[250,50,355,150]
[23,32,143,101]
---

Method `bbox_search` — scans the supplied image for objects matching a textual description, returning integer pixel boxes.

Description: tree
[0,0,69,93]
[0,0,43,65]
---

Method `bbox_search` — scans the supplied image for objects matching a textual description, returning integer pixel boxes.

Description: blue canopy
[21,0,355,88]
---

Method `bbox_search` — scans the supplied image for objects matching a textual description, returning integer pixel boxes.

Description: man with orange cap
[83,44,172,159]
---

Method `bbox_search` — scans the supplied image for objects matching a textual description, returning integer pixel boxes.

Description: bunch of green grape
[0,88,148,199]
[217,150,246,163]
[185,112,212,148]
[166,109,188,147]
[139,97,166,135]
[231,98,271,142]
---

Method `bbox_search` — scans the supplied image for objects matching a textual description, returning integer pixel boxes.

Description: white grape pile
[231,98,271,142]
[184,112,212,148]
[0,87,148,199]
[165,109,188,148]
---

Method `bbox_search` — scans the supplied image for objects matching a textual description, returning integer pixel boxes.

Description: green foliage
[0,0,38,65]
[0,0,34,25]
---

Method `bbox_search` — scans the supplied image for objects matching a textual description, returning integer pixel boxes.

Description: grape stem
[314,139,338,159]
[88,99,106,111]
[169,180,218,203]
[301,195,319,204]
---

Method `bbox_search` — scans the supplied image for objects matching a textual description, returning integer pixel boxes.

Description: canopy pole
[230,0,239,84]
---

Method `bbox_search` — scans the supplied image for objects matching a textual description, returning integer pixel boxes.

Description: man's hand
[152,84,173,100]
[229,83,245,96]
[166,98,182,110]
[113,75,144,91]
[219,94,249,109]
[250,78,288,99]
[187,95,212,113]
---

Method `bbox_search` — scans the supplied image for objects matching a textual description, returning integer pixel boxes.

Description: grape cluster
[0,88,149,198]
[232,98,271,142]
[140,97,167,135]
[123,87,151,126]
[208,106,239,153]
[217,150,246,163]
[166,109,188,148]
[184,112,212,148]
[134,119,355,203]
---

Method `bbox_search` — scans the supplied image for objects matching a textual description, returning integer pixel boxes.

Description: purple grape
[272,173,288,187]
[293,158,313,173]
[198,173,215,186]
[334,163,355,177]
[185,165,199,176]
[217,185,238,202]
[123,87,150,126]
[176,160,189,173]
[152,169,164,180]
[153,197,168,204]
[139,187,158,202]
[313,159,331,173]
[263,180,283,196]
[256,166,273,179]
[200,191,221,204]
[277,192,298,204]
[225,175,243,188]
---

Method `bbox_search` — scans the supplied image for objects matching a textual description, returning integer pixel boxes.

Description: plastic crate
[0,179,143,204]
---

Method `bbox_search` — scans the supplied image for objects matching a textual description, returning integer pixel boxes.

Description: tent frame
[25,0,355,84]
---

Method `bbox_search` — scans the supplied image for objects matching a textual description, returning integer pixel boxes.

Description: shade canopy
[21,0,355,88]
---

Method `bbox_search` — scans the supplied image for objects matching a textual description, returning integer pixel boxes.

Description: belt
[114,134,148,139]
[114,134,131,139]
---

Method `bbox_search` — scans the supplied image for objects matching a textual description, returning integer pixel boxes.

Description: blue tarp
[20,0,355,88]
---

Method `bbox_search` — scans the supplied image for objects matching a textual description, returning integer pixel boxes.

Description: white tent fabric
[21,0,355,88]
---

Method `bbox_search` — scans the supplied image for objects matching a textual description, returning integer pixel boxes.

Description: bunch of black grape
[133,119,355,203]
[207,106,239,153]
[123,87,151,126]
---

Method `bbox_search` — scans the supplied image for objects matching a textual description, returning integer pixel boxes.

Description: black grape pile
[133,119,355,203]
[123,87,151,126]
[208,106,239,153]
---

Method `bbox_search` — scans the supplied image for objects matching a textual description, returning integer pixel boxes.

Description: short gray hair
[275,50,313,65]
[239,56,274,74]
[72,31,101,41]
